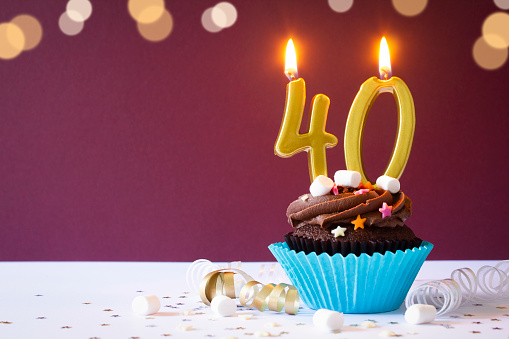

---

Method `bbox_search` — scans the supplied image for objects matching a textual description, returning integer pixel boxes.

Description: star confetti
[36,317,46,319]
[103,309,113,312]
[470,331,481,334]
[331,226,347,237]
[161,335,172,337]
[473,303,483,306]
[61,326,72,329]
[111,315,120,317]
[496,306,507,309]
[358,181,374,190]
[493,327,503,330]
[379,202,392,218]
[100,324,110,327]
[464,314,475,317]
[472,321,482,324]
[1,321,12,324]
[491,318,501,321]
[351,215,366,230]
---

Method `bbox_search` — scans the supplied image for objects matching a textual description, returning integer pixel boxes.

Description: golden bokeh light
[392,0,427,17]
[482,12,509,49]
[66,0,92,22]
[473,36,508,70]
[202,7,222,33]
[59,11,84,36]
[137,9,173,42]
[11,14,42,51]
[128,0,165,24]
[0,22,25,60]
[328,0,354,13]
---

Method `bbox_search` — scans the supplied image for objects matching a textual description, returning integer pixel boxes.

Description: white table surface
[0,260,508,339]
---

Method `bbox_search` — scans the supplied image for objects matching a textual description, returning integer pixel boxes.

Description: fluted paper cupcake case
[269,241,433,313]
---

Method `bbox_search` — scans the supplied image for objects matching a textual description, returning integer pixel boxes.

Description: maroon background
[1,1,508,261]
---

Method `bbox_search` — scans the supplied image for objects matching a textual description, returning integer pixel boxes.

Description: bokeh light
[137,9,173,42]
[494,0,509,10]
[328,0,354,13]
[128,0,165,24]
[59,12,84,36]
[473,36,508,70]
[482,12,509,49]
[202,8,222,33]
[11,14,42,51]
[0,22,25,60]
[66,0,92,22]
[392,0,427,17]
[202,2,238,33]
[211,2,237,28]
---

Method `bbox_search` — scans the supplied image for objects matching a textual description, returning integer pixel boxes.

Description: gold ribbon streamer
[199,268,299,315]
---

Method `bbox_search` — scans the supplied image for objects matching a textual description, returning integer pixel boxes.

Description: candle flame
[379,37,392,80]
[285,39,298,81]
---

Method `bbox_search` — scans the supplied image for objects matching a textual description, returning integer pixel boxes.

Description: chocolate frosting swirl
[287,187,411,229]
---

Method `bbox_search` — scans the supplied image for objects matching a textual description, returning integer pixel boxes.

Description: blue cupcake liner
[269,241,433,313]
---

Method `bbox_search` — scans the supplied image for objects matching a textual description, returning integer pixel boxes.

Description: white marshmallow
[312,309,344,331]
[132,295,161,316]
[211,295,237,317]
[405,304,437,324]
[309,175,334,196]
[334,170,361,188]
[376,175,400,193]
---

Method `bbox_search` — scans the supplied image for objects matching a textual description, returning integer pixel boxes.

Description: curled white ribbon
[406,260,509,316]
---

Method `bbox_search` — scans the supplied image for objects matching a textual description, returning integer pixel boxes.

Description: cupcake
[269,171,433,313]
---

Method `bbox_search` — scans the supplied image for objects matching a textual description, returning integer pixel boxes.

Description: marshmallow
[379,330,396,337]
[177,323,193,331]
[405,304,437,324]
[309,175,334,196]
[211,295,237,317]
[334,170,361,188]
[312,309,344,331]
[132,295,160,316]
[361,320,377,328]
[376,175,400,193]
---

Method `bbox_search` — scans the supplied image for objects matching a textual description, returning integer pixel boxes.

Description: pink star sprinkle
[332,185,339,195]
[379,202,392,218]
[354,189,369,195]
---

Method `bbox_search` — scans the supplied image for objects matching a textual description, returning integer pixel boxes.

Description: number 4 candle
[275,39,338,183]
[344,37,415,183]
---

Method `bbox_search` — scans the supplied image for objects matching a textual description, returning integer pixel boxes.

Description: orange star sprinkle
[351,215,366,230]
[358,181,374,190]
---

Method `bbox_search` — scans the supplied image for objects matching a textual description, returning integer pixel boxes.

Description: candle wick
[285,71,296,82]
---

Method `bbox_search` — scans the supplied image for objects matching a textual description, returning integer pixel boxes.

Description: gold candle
[275,39,338,183]
[344,37,415,183]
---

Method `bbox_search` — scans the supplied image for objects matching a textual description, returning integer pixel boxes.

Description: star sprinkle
[470,331,481,334]
[379,202,392,218]
[491,318,501,321]
[354,189,370,195]
[492,327,503,330]
[359,181,374,190]
[332,185,339,195]
[496,306,507,309]
[351,215,366,230]
[331,226,347,237]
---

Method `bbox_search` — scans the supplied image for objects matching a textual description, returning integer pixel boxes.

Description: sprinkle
[111,315,120,317]
[82,302,91,305]
[36,317,46,320]
[379,202,392,218]
[389,322,398,324]
[332,185,339,195]
[0,321,12,324]
[163,296,171,299]
[496,306,507,309]
[103,309,113,312]
[362,320,377,328]
[407,332,418,335]
[354,189,370,195]
[473,303,483,306]
[493,327,503,330]
[221,336,238,339]
[146,324,157,327]
[491,318,501,321]
[136,290,144,293]
[265,322,279,327]
[179,296,187,298]
[61,326,72,329]
[472,321,482,324]
[161,335,172,337]
[299,194,309,201]
[254,330,270,337]
[35,294,43,297]
[351,215,366,230]
[100,324,110,326]
[296,323,305,326]
[238,314,253,320]
[359,181,374,190]
[177,323,193,331]
[331,226,347,237]
[180,310,193,316]
[379,330,396,337]
[440,324,454,329]
[463,314,475,317]
[176,303,184,306]
[470,331,481,334]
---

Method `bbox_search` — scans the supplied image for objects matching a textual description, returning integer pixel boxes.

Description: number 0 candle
[275,39,338,183]
[344,37,415,183]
